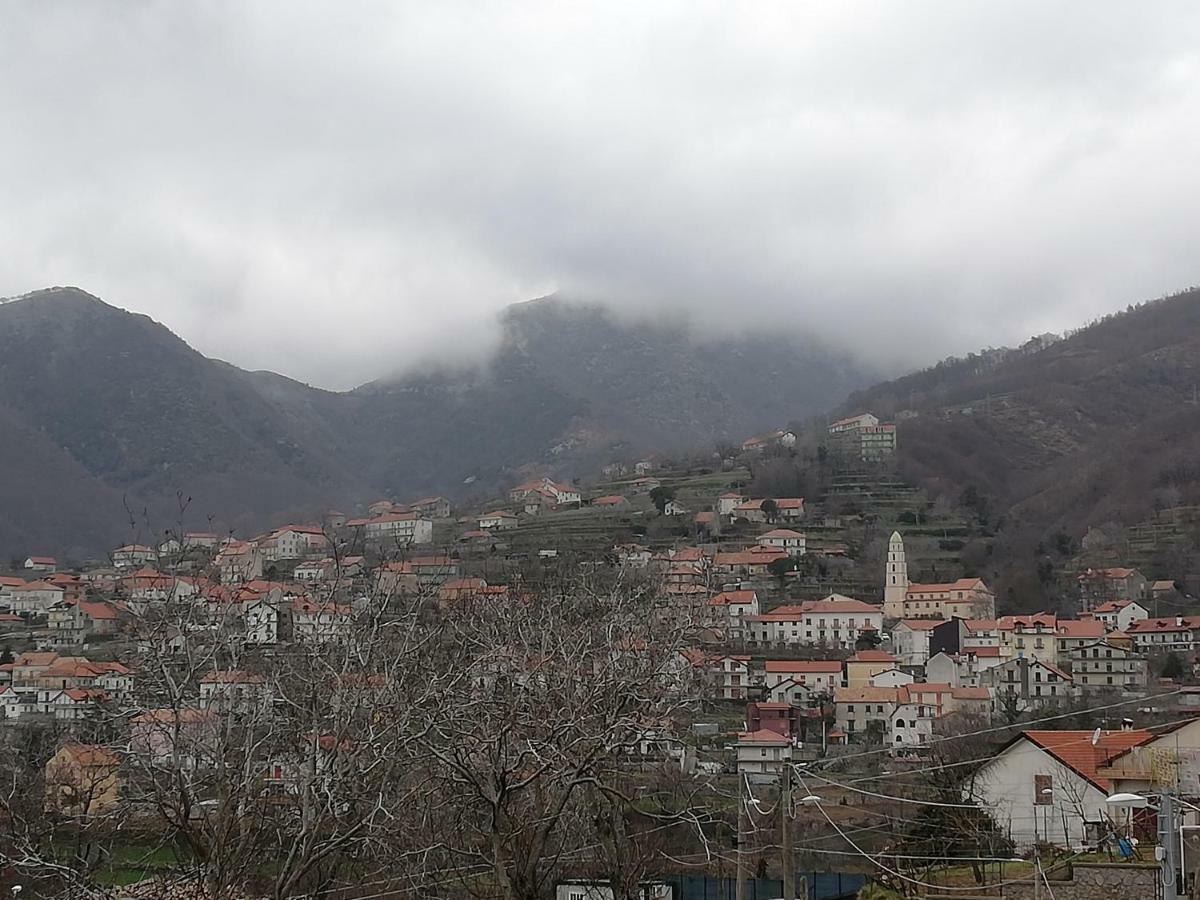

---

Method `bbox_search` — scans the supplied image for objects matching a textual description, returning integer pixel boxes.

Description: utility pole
[736,774,749,900]
[781,765,793,900]
[1162,791,1183,900]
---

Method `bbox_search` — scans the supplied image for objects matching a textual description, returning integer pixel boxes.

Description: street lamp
[1106,792,1181,900]
[1106,792,1150,809]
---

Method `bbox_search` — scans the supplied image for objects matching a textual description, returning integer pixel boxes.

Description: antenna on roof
[1091,727,1102,746]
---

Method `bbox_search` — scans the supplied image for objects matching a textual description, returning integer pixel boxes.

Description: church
[883,531,995,621]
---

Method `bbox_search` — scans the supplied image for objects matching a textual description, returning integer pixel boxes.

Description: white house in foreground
[971,729,1153,849]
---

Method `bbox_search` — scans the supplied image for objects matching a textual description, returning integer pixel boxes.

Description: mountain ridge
[0,286,878,557]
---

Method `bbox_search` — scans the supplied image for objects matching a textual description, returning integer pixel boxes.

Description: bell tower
[884,530,908,619]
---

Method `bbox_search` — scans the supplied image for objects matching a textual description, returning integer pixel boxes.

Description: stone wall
[1000,862,1160,900]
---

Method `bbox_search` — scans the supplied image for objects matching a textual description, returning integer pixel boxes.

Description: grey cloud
[2,1,1199,388]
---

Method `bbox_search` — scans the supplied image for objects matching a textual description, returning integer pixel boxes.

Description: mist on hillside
[4,4,1200,388]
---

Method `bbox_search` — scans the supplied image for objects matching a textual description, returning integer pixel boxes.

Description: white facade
[758,529,807,556]
[889,703,934,749]
[735,731,792,775]
[9,582,65,614]
[973,736,1120,849]
[891,620,937,666]
[871,668,915,688]
[1093,600,1149,632]
[245,598,282,645]
[362,515,434,544]
[479,513,518,531]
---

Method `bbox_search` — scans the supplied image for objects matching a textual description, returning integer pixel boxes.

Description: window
[1034,774,1053,804]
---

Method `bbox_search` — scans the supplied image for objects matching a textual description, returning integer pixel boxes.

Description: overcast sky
[3,2,1200,389]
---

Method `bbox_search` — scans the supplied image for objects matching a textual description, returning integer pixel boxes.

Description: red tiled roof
[711,590,758,606]
[1020,730,1154,790]
[896,619,943,631]
[14,580,63,592]
[737,728,791,744]
[1093,600,1135,613]
[1056,619,1106,639]
[1127,617,1200,633]
[1077,567,1137,581]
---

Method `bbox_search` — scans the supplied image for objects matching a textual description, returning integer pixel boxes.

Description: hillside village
[5,410,1200,898]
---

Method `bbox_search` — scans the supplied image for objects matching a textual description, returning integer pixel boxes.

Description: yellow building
[845,649,899,688]
[45,744,120,816]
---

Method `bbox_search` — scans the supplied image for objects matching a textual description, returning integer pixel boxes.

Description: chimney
[1121,717,1134,732]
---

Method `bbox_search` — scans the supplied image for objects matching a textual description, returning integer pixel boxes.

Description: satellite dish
[1091,727,1102,746]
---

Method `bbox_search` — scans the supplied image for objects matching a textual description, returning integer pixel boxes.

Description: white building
[891,618,940,666]
[8,580,66,614]
[259,527,328,562]
[745,595,883,650]
[112,544,156,569]
[761,660,843,702]
[717,492,746,516]
[1090,599,1149,632]
[757,529,807,557]
[479,511,519,531]
[735,729,792,776]
[354,513,434,545]
[972,729,1154,849]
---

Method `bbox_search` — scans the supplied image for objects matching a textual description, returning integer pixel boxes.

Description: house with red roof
[761,659,843,702]
[707,590,761,639]
[408,496,451,519]
[1053,618,1107,663]
[757,528,807,557]
[111,544,156,569]
[903,577,995,620]
[346,512,434,546]
[973,728,1154,849]
[997,613,1058,662]
[591,494,629,510]
[845,649,899,688]
[1125,615,1200,654]
[735,728,793,775]
[746,701,803,739]
[1087,598,1148,632]
[732,498,805,524]
[744,594,883,649]
[712,545,789,577]
[9,580,65,615]
[1077,566,1148,612]
[24,556,58,573]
